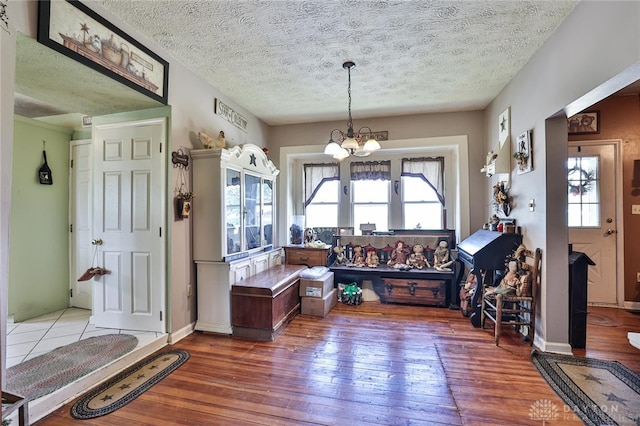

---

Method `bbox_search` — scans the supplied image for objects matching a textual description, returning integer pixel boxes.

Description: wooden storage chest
[380,278,447,307]
[231,264,306,341]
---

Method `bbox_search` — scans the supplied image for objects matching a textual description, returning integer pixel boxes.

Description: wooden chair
[481,247,541,346]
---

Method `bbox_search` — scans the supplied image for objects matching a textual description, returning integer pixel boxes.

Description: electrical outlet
[633,205,640,215]
[186,284,193,297]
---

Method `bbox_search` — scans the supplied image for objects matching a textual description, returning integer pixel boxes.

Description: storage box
[299,271,334,298]
[301,288,337,317]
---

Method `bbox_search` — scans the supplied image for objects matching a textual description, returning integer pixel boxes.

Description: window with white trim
[401,157,445,229]
[304,163,339,228]
[351,161,391,235]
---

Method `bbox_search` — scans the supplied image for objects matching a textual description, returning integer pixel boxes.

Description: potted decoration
[175,191,195,220]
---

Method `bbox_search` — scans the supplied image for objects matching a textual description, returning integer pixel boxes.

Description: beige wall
[484,1,640,352]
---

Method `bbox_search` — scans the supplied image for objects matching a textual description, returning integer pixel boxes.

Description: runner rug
[71,349,189,419]
[5,334,138,401]
[531,349,640,425]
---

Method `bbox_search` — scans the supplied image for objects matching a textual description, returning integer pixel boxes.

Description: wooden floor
[36,303,640,426]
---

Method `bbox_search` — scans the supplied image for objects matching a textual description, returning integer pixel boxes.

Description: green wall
[9,116,73,322]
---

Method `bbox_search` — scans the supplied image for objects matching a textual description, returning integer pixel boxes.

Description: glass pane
[353,205,389,235]
[401,176,439,202]
[567,155,600,228]
[404,203,442,229]
[568,203,581,227]
[244,174,261,250]
[263,179,273,246]
[312,180,339,203]
[353,180,389,202]
[305,204,338,228]
[225,169,241,254]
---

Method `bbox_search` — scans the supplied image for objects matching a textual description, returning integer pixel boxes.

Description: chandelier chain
[347,65,353,131]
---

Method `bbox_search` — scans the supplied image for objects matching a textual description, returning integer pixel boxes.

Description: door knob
[91,238,103,245]
[605,229,617,235]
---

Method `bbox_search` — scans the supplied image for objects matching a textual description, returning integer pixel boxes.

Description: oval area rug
[6,334,138,401]
[71,349,189,419]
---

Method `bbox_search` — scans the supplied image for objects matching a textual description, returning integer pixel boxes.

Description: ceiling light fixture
[324,61,381,160]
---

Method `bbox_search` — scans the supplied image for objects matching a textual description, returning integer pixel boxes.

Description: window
[351,161,391,234]
[402,175,442,229]
[568,156,600,227]
[304,163,339,228]
[401,157,445,229]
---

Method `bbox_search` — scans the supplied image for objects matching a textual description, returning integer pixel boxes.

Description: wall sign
[215,98,248,132]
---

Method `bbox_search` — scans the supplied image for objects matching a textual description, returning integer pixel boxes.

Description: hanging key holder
[38,140,53,185]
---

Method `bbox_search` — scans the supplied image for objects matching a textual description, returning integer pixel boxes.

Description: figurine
[198,131,215,149]
[433,240,454,271]
[215,131,226,148]
[351,245,366,267]
[304,228,317,244]
[407,244,429,269]
[365,247,379,268]
[333,245,347,265]
[387,240,410,269]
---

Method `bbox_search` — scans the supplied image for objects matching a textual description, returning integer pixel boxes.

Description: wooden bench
[231,264,307,341]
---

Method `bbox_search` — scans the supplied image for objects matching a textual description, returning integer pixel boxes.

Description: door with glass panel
[567,143,617,305]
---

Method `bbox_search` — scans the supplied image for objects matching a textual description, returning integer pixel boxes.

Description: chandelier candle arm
[324,61,381,160]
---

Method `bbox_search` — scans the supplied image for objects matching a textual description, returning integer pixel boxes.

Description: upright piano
[457,230,523,327]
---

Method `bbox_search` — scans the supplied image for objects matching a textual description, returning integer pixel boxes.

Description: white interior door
[92,118,166,332]
[568,142,618,305]
[69,140,93,309]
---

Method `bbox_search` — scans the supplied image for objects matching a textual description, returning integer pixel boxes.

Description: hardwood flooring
[36,303,640,426]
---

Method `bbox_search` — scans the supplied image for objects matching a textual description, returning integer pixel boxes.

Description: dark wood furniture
[457,230,523,327]
[231,264,306,341]
[330,265,454,307]
[284,245,330,267]
[2,390,28,426]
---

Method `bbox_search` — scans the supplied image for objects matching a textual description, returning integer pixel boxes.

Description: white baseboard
[533,335,573,355]
[623,301,640,310]
[168,321,195,344]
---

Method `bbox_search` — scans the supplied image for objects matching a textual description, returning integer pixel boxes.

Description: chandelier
[324,61,381,160]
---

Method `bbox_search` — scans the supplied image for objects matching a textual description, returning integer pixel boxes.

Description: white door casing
[69,140,92,310]
[568,142,618,305]
[92,118,166,332]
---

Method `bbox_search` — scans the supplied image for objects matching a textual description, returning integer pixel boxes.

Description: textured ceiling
[16,1,580,127]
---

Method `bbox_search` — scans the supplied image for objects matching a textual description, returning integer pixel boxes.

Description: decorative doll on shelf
[387,240,410,269]
[333,245,347,265]
[351,245,366,267]
[433,240,454,271]
[407,244,429,269]
[365,247,379,268]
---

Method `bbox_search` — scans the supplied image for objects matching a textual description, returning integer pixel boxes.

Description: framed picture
[567,111,600,135]
[37,0,169,104]
[515,130,533,175]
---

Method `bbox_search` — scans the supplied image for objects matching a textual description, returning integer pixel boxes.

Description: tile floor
[6,307,165,368]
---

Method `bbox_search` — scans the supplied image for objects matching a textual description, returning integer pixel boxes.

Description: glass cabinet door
[263,178,273,246]
[244,173,261,250]
[225,169,241,255]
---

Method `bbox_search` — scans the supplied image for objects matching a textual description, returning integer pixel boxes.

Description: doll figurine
[433,240,454,271]
[351,245,366,267]
[387,240,408,267]
[407,244,429,269]
[365,247,379,268]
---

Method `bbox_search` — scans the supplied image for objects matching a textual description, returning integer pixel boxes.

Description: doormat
[531,349,640,425]
[71,349,189,419]
[6,334,138,401]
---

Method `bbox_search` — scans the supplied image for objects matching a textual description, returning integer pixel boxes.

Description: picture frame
[567,111,600,135]
[515,130,533,175]
[37,0,169,104]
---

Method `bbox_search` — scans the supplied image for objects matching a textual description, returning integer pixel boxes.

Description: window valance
[350,160,391,181]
